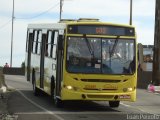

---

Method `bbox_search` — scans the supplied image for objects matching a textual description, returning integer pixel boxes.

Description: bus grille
[87,95,114,99]
[81,79,121,83]
[83,88,117,91]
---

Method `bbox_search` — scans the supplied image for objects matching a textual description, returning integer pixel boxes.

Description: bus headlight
[127,88,133,92]
[123,87,133,92]
[66,85,73,90]
[64,85,79,91]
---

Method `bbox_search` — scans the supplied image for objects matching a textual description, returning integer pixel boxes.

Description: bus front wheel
[54,97,63,108]
[50,76,63,107]
[109,101,120,108]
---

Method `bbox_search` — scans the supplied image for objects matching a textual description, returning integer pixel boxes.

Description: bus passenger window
[54,31,58,45]
[31,32,34,52]
[50,31,58,58]
[46,31,52,57]
[50,31,54,57]
[52,45,57,58]
[28,32,34,53]
[33,31,38,53]
[26,30,29,52]
[35,31,39,54]
[37,31,42,54]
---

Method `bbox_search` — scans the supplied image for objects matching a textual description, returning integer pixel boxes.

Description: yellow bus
[25,18,137,108]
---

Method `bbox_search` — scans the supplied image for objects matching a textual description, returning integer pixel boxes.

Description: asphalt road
[3,75,160,120]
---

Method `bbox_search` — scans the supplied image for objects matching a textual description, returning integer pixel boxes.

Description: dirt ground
[0,68,15,119]
[0,92,9,114]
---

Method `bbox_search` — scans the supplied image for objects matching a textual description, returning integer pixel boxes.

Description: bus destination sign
[67,25,135,36]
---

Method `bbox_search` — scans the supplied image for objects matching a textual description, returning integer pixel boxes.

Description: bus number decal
[84,85,96,89]
[103,84,118,90]
[96,28,106,34]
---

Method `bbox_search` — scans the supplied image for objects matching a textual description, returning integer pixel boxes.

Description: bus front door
[39,33,47,89]
[55,34,64,97]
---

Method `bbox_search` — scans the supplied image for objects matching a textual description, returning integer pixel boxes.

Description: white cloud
[133,0,155,17]
[62,0,155,18]
[63,0,130,18]
[0,0,59,15]
[137,27,154,45]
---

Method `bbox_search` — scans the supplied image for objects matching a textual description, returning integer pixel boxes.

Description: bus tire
[54,97,63,108]
[32,69,39,96]
[109,101,120,108]
[50,76,55,100]
[50,76,63,107]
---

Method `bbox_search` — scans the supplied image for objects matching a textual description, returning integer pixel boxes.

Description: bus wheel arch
[50,75,63,107]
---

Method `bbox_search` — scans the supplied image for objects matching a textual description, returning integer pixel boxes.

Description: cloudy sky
[0,0,156,67]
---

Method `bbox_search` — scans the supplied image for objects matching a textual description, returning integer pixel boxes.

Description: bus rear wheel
[109,101,120,108]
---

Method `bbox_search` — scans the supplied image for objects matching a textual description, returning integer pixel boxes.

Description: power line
[0,19,12,29]
[16,2,60,20]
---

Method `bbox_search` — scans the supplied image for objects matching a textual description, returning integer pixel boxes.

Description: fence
[3,67,25,76]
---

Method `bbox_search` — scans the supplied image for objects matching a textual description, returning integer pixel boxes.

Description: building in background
[138,44,153,72]
[152,0,160,85]
[143,45,153,71]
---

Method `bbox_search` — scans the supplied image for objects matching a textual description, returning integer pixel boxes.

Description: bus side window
[37,31,42,54]
[47,31,52,57]
[26,30,29,52]
[33,30,38,53]
[52,31,58,59]
[27,30,34,52]
[35,31,39,54]
[30,32,34,52]
[50,31,54,58]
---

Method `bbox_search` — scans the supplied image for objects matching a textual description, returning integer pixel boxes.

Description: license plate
[119,95,131,99]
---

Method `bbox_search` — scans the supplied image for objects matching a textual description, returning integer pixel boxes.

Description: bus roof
[28,23,67,29]
[28,19,135,29]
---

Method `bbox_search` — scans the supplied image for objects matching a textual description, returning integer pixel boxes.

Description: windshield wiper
[83,34,94,58]
[110,36,120,57]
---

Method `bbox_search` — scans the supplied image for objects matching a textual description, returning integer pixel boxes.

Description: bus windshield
[66,36,135,74]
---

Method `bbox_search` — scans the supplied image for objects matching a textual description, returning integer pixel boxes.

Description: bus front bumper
[61,89,136,101]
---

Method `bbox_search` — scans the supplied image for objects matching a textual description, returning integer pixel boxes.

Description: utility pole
[10,0,14,67]
[152,0,160,85]
[129,0,132,25]
[60,0,63,21]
